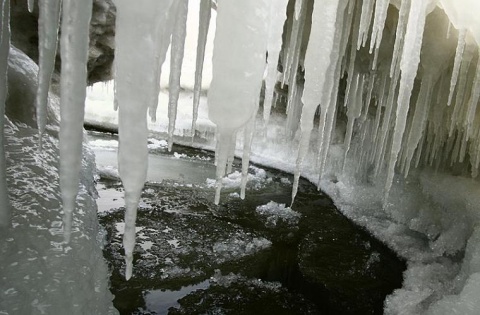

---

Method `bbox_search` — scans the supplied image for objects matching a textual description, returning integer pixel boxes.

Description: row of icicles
[1,0,479,280]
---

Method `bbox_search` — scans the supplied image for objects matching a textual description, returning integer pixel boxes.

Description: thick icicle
[191,0,211,139]
[447,29,466,106]
[168,0,189,151]
[315,0,348,182]
[385,0,429,200]
[291,0,342,203]
[263,0,289,126]
[36,0,61,148]
[208,0,269,205]
[59,0,93,243]
[115,0,172,280]
[0,0,11,227]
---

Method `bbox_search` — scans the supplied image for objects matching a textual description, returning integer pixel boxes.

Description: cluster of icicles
[0,0,479,280]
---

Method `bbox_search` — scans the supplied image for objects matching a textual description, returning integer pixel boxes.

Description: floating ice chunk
[255,201,301,228]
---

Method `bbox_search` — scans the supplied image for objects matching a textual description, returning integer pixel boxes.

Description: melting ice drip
[1,0,480,282]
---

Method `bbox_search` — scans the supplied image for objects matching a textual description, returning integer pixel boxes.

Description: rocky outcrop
[10,0,116,85]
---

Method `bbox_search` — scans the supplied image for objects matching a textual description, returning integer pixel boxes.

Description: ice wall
[3,0,480,313]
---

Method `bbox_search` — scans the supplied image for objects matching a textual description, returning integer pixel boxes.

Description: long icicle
[208,0,269,205]
[167,0,189,151]
[148,1,176,122]
[291,0,342,204]
[447,29,466,106]
[36,0,62,149]
[0,0,11,227]
[385,0,429,200]
[191,0,211,140]
[115,0,173,280]
[59,0,93,243]
[263,0,289,126]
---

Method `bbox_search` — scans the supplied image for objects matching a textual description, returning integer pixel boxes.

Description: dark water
[90,131,405,315]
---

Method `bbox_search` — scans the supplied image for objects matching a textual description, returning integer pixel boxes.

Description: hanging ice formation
[35,0,61,149]
[114,0,174,280]
[191,0,212,140]
[207,0,269,205]
[167,0,189,152]
[58,0,93,243]
[1,0,479,279]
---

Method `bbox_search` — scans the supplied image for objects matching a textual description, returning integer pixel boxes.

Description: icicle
[263,0,289,126]
[208,0,269,205]
[240,116,256,199]
[464,56,480,140]
[225,133,236,174]
[281,0,306,88]
[403,75,433,177]
[0,0,11,227]
[390,0,411,78]
[191,0,211,140]
[315,0,348,185]
[447,29,466,106]
[115,0,172,280]
[167,0,189,151]
[446,21,452,39]
[291,0,342,204]
[344,0,362,104]
[449,43,475,136]
[148,1,176,121]
[371,76,387,146]
[357,0,375,49]
[385,0,429,200]
[343,74,364,171]
[369,0,389,56]
[59,0,93,243]
[374,74,398,175]
[36,0,61,149]
[28,0,35,12]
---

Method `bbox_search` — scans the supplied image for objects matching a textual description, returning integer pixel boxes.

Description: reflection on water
[144,280,210,315]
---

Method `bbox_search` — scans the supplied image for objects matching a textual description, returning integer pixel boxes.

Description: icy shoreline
[85,82,480,314]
